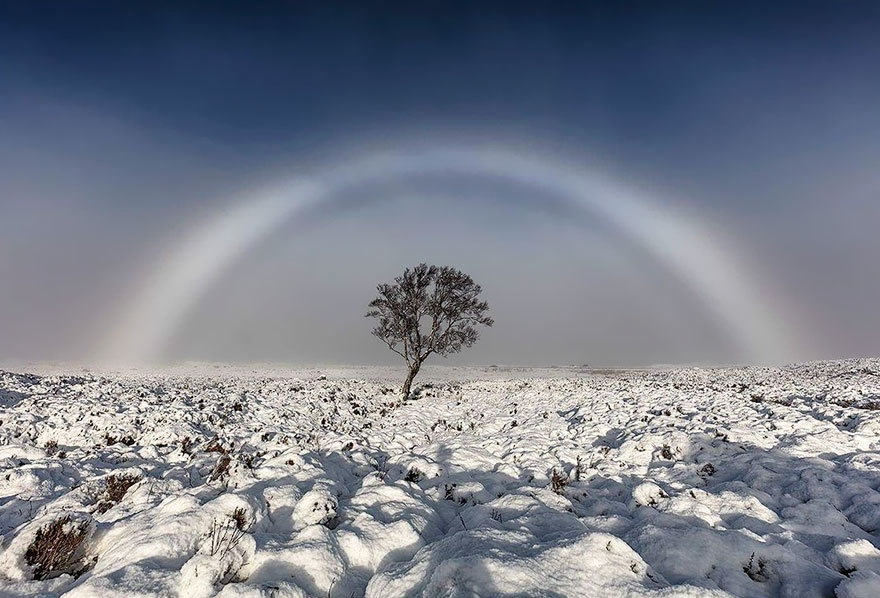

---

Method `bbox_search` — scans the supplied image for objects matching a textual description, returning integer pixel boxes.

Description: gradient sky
[1,1,879,366]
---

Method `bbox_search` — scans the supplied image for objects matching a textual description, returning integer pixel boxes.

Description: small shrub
[204,437,227,454]
[575,455,587,481]
[210,454,232,482]
[404,467,423,483]
[743,552,770,582]
[25,516,90,580]
[229,507,248,531]
[550,468,568,495]
[241,452,261,470]
[180,436,194,454]
[208,508,252,559]
[44,440,59,456]
[97,473,141,513]
[444,484,456,500]
[102,432,134,446]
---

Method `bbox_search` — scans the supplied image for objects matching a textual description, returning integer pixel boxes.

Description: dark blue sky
[4,2,879,177]
[1,2,879,364]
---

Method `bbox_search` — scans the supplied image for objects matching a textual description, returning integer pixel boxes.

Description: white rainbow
[102,146,796,364]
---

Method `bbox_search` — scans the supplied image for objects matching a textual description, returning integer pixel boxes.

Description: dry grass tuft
[208,507,253,559]
[24,516,89,580]
[550,468,569,495]
[204,437,228,453]
[97,473,142,514]
[210,454,232,482]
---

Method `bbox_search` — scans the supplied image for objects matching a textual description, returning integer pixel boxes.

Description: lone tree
[366,264,493,400]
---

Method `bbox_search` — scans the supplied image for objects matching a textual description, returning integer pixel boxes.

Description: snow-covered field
[2,360,880,598]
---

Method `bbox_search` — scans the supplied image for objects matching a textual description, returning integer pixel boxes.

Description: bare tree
[366,264,493,400]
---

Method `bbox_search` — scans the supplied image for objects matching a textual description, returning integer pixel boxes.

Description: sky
[1,1,879,367]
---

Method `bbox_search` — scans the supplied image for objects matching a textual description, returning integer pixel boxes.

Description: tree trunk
[401,363,421,401]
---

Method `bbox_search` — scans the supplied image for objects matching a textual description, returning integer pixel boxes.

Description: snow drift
[2,361,880,597]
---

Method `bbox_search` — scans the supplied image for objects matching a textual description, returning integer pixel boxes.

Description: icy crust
[0,360,879,597]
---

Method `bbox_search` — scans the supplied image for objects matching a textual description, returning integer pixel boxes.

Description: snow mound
[367,529,732,597]
[835,571,880,598]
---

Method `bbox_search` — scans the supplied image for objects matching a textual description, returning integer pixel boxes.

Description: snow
[2,360,880,597]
